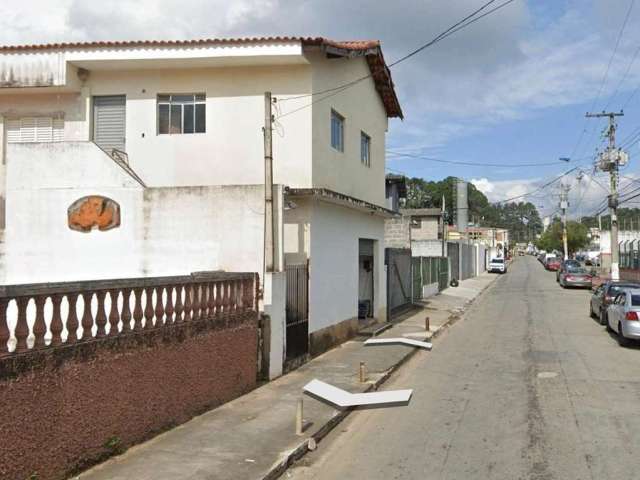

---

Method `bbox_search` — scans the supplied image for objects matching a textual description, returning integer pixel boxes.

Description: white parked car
[488,257,507,274]
[605,289,640,347]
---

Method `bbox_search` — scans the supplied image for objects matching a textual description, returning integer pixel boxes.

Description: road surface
[288,256,640,480]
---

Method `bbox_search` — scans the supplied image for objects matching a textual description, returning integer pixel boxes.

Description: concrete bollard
[295,398,304,435]
[359,361,367,383]
[425,316,430,331]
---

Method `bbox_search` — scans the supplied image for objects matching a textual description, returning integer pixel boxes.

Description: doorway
[358,239,375,320]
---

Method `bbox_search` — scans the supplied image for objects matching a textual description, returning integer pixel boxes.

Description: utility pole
[586,111,626,280]
[559,184,570,260]
[441,194,446,257]
[263,92,275,273]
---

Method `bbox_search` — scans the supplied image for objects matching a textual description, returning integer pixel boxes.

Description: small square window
[361,131,371,167]
[331,110,344,152]
[157,93,206,134]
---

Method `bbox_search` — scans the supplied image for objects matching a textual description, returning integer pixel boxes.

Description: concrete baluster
[33,295,47,348]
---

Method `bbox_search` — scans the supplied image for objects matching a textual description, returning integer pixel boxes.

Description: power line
[605,45,640,110]
[570,0,635,159]
[495,166,581,204]
[385,150,572,168]
[276,0,519,119]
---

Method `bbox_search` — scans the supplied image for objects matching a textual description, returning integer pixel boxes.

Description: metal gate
[386,248,412,317]
[447,242,460,281]
[285,263,309,360]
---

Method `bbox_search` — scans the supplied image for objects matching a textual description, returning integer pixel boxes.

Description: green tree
[581,207,640,230]
[404,176,543,241]
[536,220,589,254]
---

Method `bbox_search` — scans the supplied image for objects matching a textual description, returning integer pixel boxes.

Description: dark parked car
[589,281,640,325]
[556,259,582,282]
[558,266,592,288]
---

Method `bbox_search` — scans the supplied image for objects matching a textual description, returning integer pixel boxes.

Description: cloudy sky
[3,0,640,219]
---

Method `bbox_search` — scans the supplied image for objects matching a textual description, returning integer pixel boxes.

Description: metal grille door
[285,263,309,360]
[93,95,126,152]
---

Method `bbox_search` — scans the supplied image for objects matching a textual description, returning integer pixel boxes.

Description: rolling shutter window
[6,117,64,143]
[93,96,126,152]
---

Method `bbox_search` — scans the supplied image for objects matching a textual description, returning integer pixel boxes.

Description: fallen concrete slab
[364,337,433,350]
[303,379,413,409]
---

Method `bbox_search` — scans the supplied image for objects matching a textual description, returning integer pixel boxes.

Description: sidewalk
[76,272,498,480]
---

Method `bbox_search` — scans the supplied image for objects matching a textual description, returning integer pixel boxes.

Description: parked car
[556,259,582,282]
[488,257,507,274]
[605,289,640,346]
[545,257,561,271]
[590,281,640,326]
[558,265,592,288]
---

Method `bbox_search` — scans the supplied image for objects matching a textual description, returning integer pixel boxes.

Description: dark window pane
[195,93,206,102]
[195,103,206,133]
[170,104,182,134]
[158,94,170,102]
[183,104,195,134]
[172,94,194,103]
[631,295,640,306]
[158,104,169,134]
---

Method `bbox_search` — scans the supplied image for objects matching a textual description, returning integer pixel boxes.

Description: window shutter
[21,118,37,143]
[6,117,64,143]
[53,118,64,142]
[6,119,21,143]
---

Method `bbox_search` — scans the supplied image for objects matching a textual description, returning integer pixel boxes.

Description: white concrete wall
[4,142,143,284]
[3,142,271,283]
[310,51,388,207]
[412,239,444,257]
[84,65,313,189]
[307,200,386,332]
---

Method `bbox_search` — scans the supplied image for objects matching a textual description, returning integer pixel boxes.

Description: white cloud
[471,177,539,203]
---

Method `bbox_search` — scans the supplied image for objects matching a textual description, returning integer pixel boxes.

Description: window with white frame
[330,109,344,152]
[157,94,206,134]
[6,117,64,143]
[361,131,371,167]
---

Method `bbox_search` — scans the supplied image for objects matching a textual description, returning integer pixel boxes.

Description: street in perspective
[1,1,640,480]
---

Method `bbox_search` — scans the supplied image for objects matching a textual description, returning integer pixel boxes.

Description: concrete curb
[262,274,499,480]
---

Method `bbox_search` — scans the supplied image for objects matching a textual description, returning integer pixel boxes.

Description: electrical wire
[495,166,581,204]
[385,150,572,168]
[571,0,635,160]
[605,44,640,110]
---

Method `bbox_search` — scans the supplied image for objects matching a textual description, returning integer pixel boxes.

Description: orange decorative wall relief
[68,196,121,232]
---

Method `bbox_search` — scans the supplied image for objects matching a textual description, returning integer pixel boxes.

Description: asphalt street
[288,256,640,480]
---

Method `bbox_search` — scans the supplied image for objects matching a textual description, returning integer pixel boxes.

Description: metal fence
[285,263,309,360]
[386,248,412,316]
[412,256,449,301]
[620,240,640,269]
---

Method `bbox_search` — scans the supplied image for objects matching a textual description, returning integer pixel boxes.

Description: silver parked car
[605,289,640,347]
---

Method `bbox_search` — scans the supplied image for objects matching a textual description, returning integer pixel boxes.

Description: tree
[404,176,543,241]
[536,220,589,254]
[581,207,640,230]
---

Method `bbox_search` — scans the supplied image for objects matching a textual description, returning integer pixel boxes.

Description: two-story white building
[0,36,402,373]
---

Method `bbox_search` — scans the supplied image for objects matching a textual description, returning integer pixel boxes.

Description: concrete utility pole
[559,184,570,260]
[441,194,446,257]
[586,111,626,280]
[263,92,275,273]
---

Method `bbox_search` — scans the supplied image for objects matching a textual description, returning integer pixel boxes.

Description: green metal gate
[412,256,449,301]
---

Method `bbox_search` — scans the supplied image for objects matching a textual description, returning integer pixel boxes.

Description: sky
[2,0,640,220]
